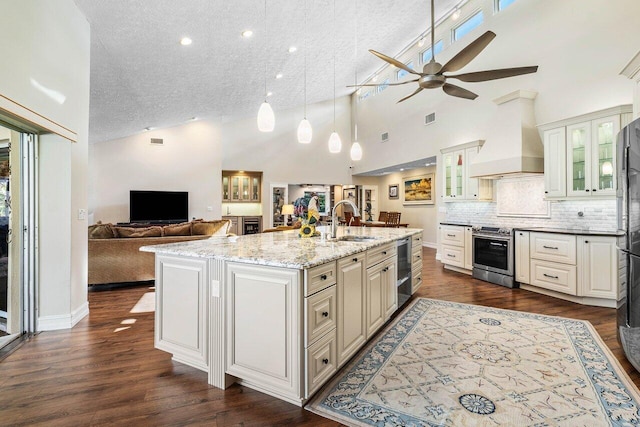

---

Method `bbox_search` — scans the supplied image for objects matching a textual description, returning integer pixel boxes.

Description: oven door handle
[489,242,506,247]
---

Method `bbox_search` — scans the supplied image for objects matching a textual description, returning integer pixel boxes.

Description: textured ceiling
[73,0,460,143]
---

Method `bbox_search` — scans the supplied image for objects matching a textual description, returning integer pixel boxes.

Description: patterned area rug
[306,298,640,426]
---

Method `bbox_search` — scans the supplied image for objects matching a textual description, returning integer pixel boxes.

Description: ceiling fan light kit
[360,0,538,103]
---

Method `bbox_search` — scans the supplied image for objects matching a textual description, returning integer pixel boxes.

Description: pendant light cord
[264,0,268,101]
[354,0,358,141]
[333,0,336,131]
[303,0,307,119]
[430,0,435,61]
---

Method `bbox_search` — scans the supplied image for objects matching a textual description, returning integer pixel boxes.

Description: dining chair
[385,211,401,227]
[378,211,388,223]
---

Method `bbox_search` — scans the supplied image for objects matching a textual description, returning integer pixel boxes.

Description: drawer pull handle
[416,255,421,259]
[447,234,456,237]
[382,267,389,272]
[585,240,589,244]
[543,273,559,279]
[322,311,329,317]
[320,274,327,280]
[353,258,358,262]
[543,245,559,250]
[382,251,387,255]
[322,358,329,364]
[447,254,455,258]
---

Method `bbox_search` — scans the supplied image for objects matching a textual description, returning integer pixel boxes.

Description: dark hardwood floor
[0,247,637,426]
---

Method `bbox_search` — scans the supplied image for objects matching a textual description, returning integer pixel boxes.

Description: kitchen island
[141,226,423,406]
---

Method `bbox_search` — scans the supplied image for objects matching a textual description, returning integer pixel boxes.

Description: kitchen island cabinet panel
[336,253,366,367]
[578,236,617,299]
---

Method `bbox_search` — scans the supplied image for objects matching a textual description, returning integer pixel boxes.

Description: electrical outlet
[207,206,213,211]
[78,209,87,220]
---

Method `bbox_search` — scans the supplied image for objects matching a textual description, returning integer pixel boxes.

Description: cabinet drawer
[441,226,465,247]
[367,242,396,268]
[441,245,464,268]
[305,329,337,397]
[305,285,337,347]
[411,250,423,266]
[530,259,577,295]
[412,234,423,252]
[530,233,576,264]
[305,261,337,296]
[411,268,423,294]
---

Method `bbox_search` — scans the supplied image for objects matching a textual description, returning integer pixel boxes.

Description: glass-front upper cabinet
[566,122,590,196]
[442,150,464,200]
[592,116,619,195]
[222,175,230,201]
[222,171,262,203]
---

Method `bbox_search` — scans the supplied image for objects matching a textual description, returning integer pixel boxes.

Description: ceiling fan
[352,0,538,102]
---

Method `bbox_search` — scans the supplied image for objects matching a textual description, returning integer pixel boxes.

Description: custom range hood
[469,90,544,179]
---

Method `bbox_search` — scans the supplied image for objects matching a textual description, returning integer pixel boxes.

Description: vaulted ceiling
[73,0,461,143]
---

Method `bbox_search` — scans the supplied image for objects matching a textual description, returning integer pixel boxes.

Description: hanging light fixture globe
[350,141,363,161]
[328,131,342,153]
[297,118,312,143]
[257,101,275,132]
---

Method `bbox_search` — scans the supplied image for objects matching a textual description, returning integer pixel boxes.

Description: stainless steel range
[471,226,517,288]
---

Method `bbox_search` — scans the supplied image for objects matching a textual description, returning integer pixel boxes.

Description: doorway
[0,124,37,350]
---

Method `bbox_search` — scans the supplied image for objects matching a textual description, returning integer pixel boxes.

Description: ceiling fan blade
[396,87,424,103]
[369,50,422,76]
[347,79,419,88]
[440,31,496,74]
[442,83,477,100]
[448,66,538,82]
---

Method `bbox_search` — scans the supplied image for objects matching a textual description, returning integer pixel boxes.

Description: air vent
[381,132,389,143]
[150,138,164,145]
[425,112,436,125]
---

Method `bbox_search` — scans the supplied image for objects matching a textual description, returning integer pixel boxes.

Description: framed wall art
[402,173,434,205]
[388,184,399,200]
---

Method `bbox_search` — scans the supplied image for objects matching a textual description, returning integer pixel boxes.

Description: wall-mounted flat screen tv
[129,190,188,223]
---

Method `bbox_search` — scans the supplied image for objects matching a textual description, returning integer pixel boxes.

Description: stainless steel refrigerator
[617,116,640,373]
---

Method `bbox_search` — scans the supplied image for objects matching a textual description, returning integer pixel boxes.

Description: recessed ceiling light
[180,37,192,46]
[241,30,253,38]
[372,75,378,82]
[418,37,426,47]
[267,91,273,97]
[188,117,197,121]
[143,127,153,131]
[288,46,297,53]
[400,168,405,171]
[275,73,283,79]
[451,8,461,20]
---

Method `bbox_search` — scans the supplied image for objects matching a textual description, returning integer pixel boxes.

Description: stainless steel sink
[335,235,379,242]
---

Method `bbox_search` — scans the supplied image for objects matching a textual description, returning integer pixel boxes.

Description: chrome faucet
[331,200,360,239]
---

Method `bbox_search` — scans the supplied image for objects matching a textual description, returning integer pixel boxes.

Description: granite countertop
[514,227,624,236]
[141,226,422,269]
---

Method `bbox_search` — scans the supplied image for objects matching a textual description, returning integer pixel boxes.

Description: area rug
[306,298,640,426]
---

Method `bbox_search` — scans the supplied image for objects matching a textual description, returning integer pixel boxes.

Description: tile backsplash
[444,198,617,231]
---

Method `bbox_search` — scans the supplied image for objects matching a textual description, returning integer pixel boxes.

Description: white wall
[355,166,439,247]
[90,96,353,230]
[89,121,222,224]
[0,1,90,330]
[350,0,639,176]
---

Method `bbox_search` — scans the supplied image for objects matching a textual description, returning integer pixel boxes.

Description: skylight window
[453,10,484,41]
[421,40,444,63]
[377,78,390,93]
[497,0,517,11]
[397,61,415,80]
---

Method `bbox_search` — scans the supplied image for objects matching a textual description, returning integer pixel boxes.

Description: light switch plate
[211,280,220,298]
[78,209,87,220]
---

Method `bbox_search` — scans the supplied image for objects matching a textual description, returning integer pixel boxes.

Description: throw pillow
[114,226,162,238]
[192,220,229,236]
[88,223,116,239]
[162,222,192,236]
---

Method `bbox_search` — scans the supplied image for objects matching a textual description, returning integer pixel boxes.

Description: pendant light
[328,0,342,154]
[257,0,275,132]
[350,0,363,162]
[297,0,312,144]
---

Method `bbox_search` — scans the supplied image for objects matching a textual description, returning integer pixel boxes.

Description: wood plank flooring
[0,247,638,426]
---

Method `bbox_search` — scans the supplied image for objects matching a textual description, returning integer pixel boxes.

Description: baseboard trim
[422,242,437,249]
[38,302,89,331]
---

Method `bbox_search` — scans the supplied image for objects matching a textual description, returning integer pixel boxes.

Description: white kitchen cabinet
[440,224,471,274]
[441,141,492,201]
[540,105,631,199]
[543,127,567,198]
[223,171,261,202]
[225,263,301,401]
[336,252,366,367]
[578,236,617,299]
[383,260,397,318]
[411,233,423,294]
[365,257,396,337]
[515,231,530,284]
[222,216,239,235]
[155,255,209,372]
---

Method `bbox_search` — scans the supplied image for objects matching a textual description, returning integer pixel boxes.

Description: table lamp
[282,204,294,225]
